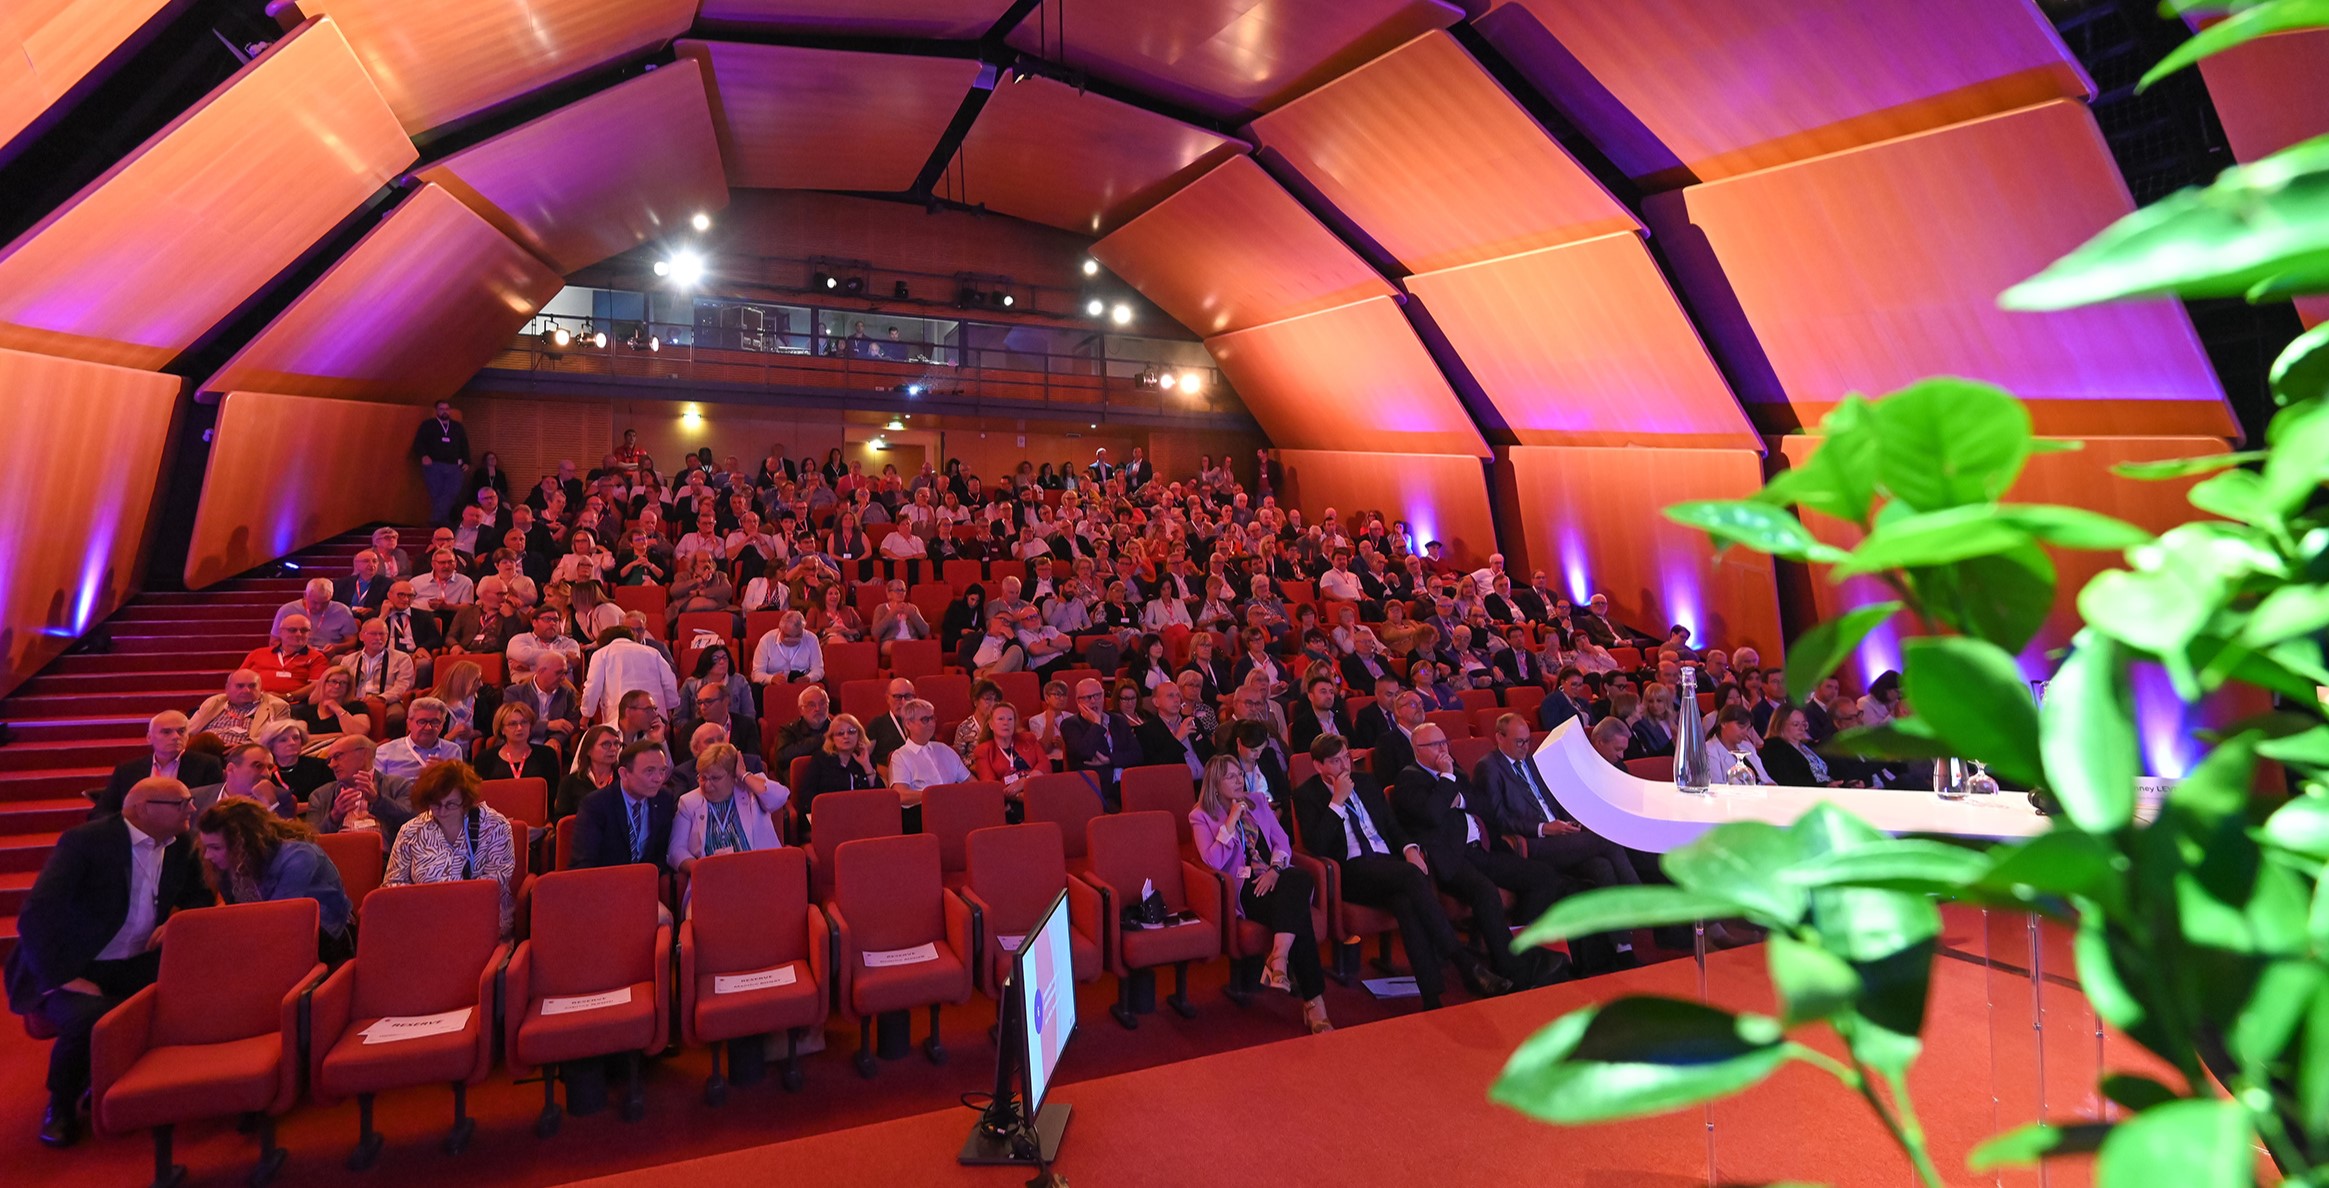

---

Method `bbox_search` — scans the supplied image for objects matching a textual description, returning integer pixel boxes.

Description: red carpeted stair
[0,528,389,960]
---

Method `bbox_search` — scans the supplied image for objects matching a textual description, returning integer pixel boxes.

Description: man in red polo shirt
[240,614,332,700]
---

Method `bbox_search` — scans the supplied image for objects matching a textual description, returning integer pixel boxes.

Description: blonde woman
[1189,753,1330,1035]
[293,667,370,741]
[434,660,487,745]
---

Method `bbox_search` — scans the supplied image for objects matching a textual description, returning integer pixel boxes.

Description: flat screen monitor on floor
[1016,889,1076,1118]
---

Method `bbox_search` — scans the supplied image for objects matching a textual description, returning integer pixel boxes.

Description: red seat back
[480,777,548,827]
[922,781,1007,876]
[890,638,944,679]
[993,671,1041,717]
[1504,685,1546,716]
[674,612,732,642]
[317,831,385,912]
[834,834,946,952]
[745,611,789,651]
[612,586,666,619]
[1425,709,1473,740]
[352,881,501,1018]
[529,865,662,997]
[909,583,954,624]
[1287,753,1317,789]
[762,679,814,727]
[825,641,881,687]
[677,634,735,679]
[690,848,810,972]
[1626,755,1675,782]
[1452,736,1497,778]
[942,560,984,591]
[854,581,887,621]
[1471,706,1511,739]
[1611,646,1643,668]
[839,678,890,725]
[1456,689,1498,713]
[918,672,973,724]
[1022,774,1104,862]
[154,900,319,1046]
[554,816,575,870]
[1119,765,1194,819]
[1085,811,1189,912]
[965,823,1069,936]
[810,788,903,899]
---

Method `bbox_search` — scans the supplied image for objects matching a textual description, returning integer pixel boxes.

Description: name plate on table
[541,987,632,1015]
[997,934,1026,953]
[864,942,939,968]
[714,965,799,994]
[360,1007,471,1044]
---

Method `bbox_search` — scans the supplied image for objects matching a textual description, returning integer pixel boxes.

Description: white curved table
[1530,719,2053,854]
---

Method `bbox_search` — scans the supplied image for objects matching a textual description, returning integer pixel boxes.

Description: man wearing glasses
[6,778,216,1147]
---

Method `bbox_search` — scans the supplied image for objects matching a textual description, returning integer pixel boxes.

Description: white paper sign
[360,1007,472,1044]
[863,942,939,968]
[541,987,632,1015]
[713,964,799,994]
[997,934,1026,953]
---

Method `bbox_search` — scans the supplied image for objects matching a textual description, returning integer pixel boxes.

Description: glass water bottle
[1673,667,1714,794]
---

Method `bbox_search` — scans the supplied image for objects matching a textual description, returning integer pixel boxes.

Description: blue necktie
[627,798,646,862]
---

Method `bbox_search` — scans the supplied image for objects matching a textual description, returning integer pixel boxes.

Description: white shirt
[751,631,825,684]
[505,632,581,679]
[375,735,466,782]
[1319,568,1363,601]
[880,532,926,558]
[972,632,1014,668]
[96,823,168,961]
[1705,738,1775,785]
[1328,792,1394,861]
[580,637,681,723]
[409,571,475,609]
[887,738,972,790]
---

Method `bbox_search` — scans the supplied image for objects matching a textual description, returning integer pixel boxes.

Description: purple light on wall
[1662,564,1702,641]
[1561,522,1592,601]
[73,521,118,633]
[1854,616,1903,687]
[2130,662,2202,778]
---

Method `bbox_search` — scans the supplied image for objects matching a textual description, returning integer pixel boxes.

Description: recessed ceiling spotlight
[691,212,712,232]
[1109,303,1133,326]
[1085,299,1105,317]
[1082,258,1100,277]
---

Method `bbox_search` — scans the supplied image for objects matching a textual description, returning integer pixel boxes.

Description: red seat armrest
[1065,874,1105,971]
[503,940,533,1076]
[649,922,672,1053]
[90,984,157,1124]
[308,961,359,1096]
[827,903,856,1014]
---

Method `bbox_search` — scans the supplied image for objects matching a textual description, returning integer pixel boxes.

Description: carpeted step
[2,689,218,718]
[0,832,64,874]
[0,739,143,774]
[111,605,277,624]
[0,798,102,833]
[132,591,293,607]
[44,651,249,676]
[0,717,148,744]
[0,871,33,917]
[18,670,232,696]
[0,770,109,803]
[100,633,264,654]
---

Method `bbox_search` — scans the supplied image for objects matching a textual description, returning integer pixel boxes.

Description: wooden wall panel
[1495,446,1783,655]
[0,0,176,154]
[946,75,1244,235]
[415,59,729,275]
[1206,297,1488,458]
[187,392,430,588]
[1404,233,1755,448]
[696,0,1011,39]
[1476,0,2089,186]
[1248,30,1635,275]
[1278,449,1496,567]
[0,348,179,697]
[677,41,981,193]
[2196,30,2329,329]
[1002,0,1458,121]
[1643,101,2232,433]
[0,18,414,371]
[1092,156,1395,337]
[202,184,565,404]
[288,0,696,135]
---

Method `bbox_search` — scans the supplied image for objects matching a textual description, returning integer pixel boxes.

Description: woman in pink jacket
[1188,754,1331,1035]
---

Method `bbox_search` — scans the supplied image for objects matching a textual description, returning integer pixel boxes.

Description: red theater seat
[920,780,1006,887]
[680,848,829,1103]
[806,788,903,903]
[1081,811,1223,1029]
[959,823,1103,999]
[505,865,669,1135]
[827,834,973,1077]
[1022,774,1105,872]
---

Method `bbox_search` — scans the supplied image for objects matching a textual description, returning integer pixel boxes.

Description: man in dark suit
[864,678,915,764]
[1369,689,1425,783]
[90,711,223,818]
[1511,571,1557,625]
[1287,675,1349,753]
[1390,724,1566,987]
[1293,736,1509,1009]
[8,779,214,1146]
[1120,446,1153,492]
[1474,712,1639,895]
[1538,667,1599,734]
[1135,681,1213,776]
[1492,625,1546,689]
[1338,631,1394,692]
[1062,678,1142,808]
[1350,674,1403,751]
[573,742,679,872]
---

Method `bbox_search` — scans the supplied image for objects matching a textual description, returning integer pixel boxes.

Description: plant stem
[1806,1023,1946,1188]
[1881,1066,1947,1188]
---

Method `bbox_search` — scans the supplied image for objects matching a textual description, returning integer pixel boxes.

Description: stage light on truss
[1110,303,1133,326]
[667,250,705,287]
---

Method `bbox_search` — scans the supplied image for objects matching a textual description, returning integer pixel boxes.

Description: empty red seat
[921,781,1007,887]
[317,830,385,926]
[917,672,973,725]
[961,823,1103,998]
[941,560,984,591]
[838,678,890,726]
[888,638,945,679]
[480,777,548,828]
[1119,765,1194,819]
[1626,756,1675,782]
[1455,689,1497,713]
[1081,811,1223,1028]
[1504,686,1546,717]
[761,679,815,732]
[825,641,881,688]
[828,834,973,1077]
[992,671,1041,717]
[1451,736,1497,779]
[506,865,670,1134]
[680,848,828,1103]
[1022,774,1105,871]
[611,586,666,620]
[1424,709,1473,740]
[806,788,903,903]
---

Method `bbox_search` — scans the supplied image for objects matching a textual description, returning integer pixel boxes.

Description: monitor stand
[958,1102,1072,1166]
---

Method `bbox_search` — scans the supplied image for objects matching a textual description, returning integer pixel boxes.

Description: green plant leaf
[1831,718,1962,763]
[2092,1098,2252,1188]
[2000,133,2329,310]
[1969,1121,2114,1170]
[2038,632,2139,834]
[2231,959,2325,1071]
[1767,933,1861,1026]
[2260,725,2329,767]
[2113,451,2264,481]
[1870,378,2034,512]
[2079,555,2223,661]
[2076,917,2149,1037]
[1783,602,1902,704]
[2246,585,2329,647]
[1791,805,1939,1070]
[1490,998,1788,1125]
[2274,321,2329,406]
[2168,732,2261,822]
[1661,821,1809,926]
[1781,839,1993,893]
[2140,0,2329,89]
[2262,397,2329,513]
[1508,886,1746,951]
[1908,543,2058,656]
[2302,980,2329,1143]
[2188,467,2282,524]
[1901,637,2045,787]
[1974,828,2129,915]
[2099,1074,2179,1113]
[2261,798,2329,858]
[1665,500,1849,564]
[1832,506,2035,577]
[1993,504,2156,551]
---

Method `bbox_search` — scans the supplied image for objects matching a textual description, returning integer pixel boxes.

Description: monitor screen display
[1017,891,1076,1115]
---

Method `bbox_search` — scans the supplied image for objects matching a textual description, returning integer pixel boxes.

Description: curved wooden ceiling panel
[1647,101,2228,427]
[0,0,175,154]
[1091,156,1393,337]
[0,18,413,372]
[1249,31,1634,275]
[201,183,563,405]
[1405,233,1754,449]
[677,41,979,193]
[696,0,1014,39]
[947,75,1244,234]
[1476,0,2090,185]
[288,0,696,135]
[416,59,728,274]
[1207,297,1487,458]
[1003,0,1458,121]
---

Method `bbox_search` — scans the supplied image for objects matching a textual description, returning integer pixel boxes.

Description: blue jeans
[421,460,465,526]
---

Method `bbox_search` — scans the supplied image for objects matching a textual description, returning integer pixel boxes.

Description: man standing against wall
[410,400,469,527]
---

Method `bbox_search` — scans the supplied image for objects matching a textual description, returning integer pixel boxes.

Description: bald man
[92,711,223,818]
[10,778,216,1146]
[1390,723,1568,988]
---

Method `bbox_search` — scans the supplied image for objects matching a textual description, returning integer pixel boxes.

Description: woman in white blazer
[667,743,790,902]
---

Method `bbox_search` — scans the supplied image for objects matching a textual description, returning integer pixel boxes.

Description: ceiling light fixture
[691,212,712,232]
[1085,298,1105,317]
[1180,371,1206,392]
[1109,303,1133,326]
[668,250,705,287]
[1082,258,1100,277]
[1158,372,1177,391]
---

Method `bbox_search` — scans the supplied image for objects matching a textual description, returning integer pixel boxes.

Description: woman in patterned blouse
[384,761,518,937]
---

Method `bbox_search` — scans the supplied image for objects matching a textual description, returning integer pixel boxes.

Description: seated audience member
[273,578,359,654]
[557,725,624,821]
[772,686,835,769]
[340,619,417,732]
[1629,682,1679,760]
[962,613,1027,677]
[1475,712,1640,896]
[1537,667,1600,733]
[870,580,930,660]
[502,650,582,749]
[506,604,582,681]
[258,719,334,801]
[666,553,737,634]
[568,580,623,644]
[345,550,392,619]
[865,678,916,763]
[581,626,680,725]
[207,741,300,818]
[816,583,865,647]
[379,581,444,685]
[1761,704,1863,788]
[446,590,520,660]
[384,761,519,936]
[622,609,676,669]
[1061,678,1141,806]
[1190,754,1331,1035]
[951,680,1005,761]
[679,674,763,761]
[410,548,477,627]
[938,584,987,653]
[668,743,789,887]
[243,614,332,699]
[1588,718,1634,770]
[1704,707,1775,785]
[1287,674,1348,752]
[476,548,539,610]
[1567,629,1620,675]
[802,714,884,814]
[573,741,679,872]
[293,666,371,742]
[680,645,757,722]
[477,702,561,783]
[1802,676,1844,745]
[1860,670,1904,727]
[10,778,214,1147]
[188,669,287,748]
[883,699,973,818]
[1748,668,1791,736]
[1700,682,1749,739]
[970,702,1048,800]
[1291,736,1510,1010]
[1180,631,1233,705]
[750,611,825,685]
[1663,624,1701,662]
[1409,659,1462,713]
[93,712,223,818]
[374,697,465,782]
[1391,723,1564,988]
[1138,680,1213,777]
[195,799,353,961]
[304,735,416,836]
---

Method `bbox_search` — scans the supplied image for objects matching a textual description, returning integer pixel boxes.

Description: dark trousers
[40,951,161,1104]
[1429,843,1561,979]
[1239,867,1323,1000]
[1525,829,1644,888]
[1338,853,1463,1002]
